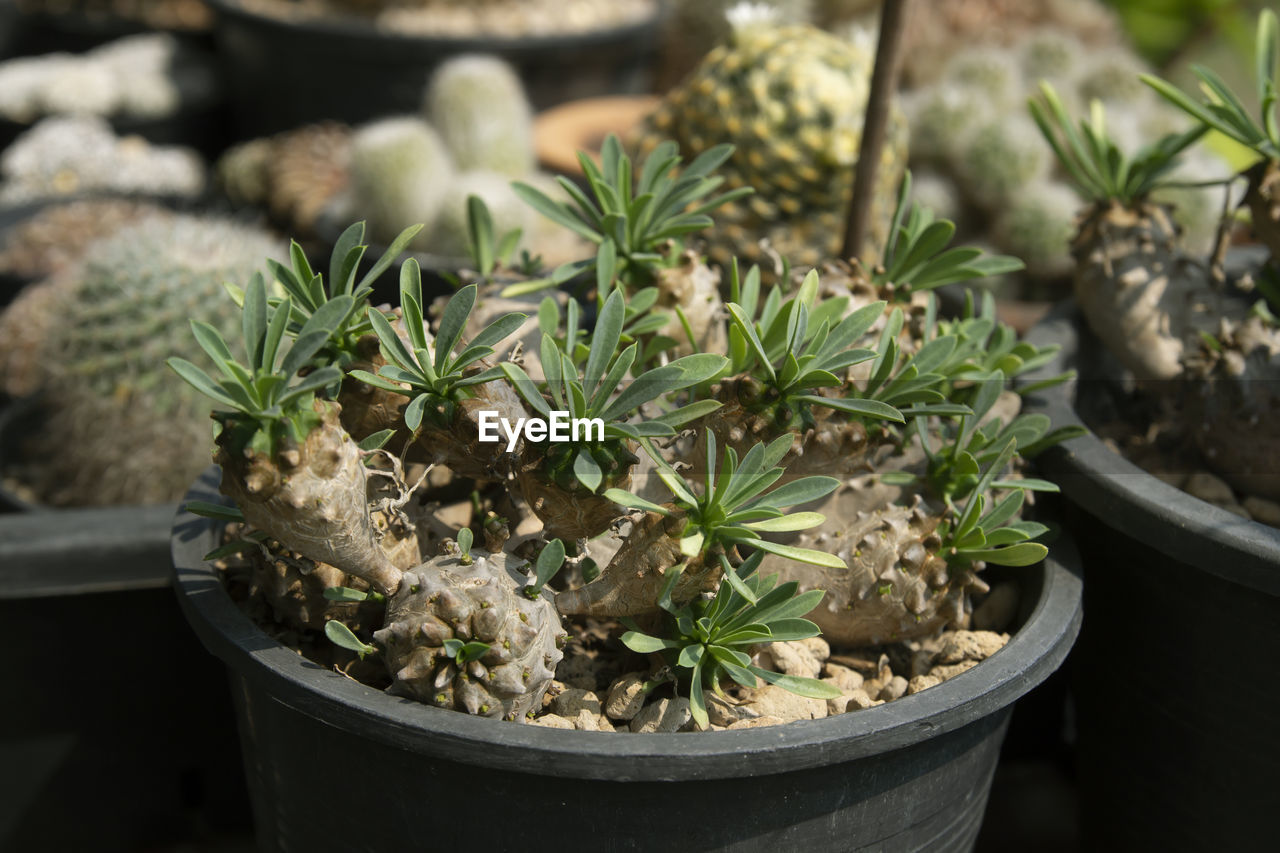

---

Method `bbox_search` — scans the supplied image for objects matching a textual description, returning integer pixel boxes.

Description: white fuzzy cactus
[425,55,535,177]
[952,114,1050,211]
[993,179,1080,278]
[347,117,453,249]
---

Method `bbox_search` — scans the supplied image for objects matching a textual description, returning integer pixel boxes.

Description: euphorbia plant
[1030,11,1280,501]
[172,138,1066,724]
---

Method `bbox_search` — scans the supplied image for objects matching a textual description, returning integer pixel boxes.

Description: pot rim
[206,0,661,51]
[171,466,1081,782]
[1021,301,1280,595]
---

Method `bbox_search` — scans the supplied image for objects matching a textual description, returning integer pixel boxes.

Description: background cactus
[0,214,282,505]
[899,25,1230,299]
[0,115,206,205]
[425,55,536,177]
[344,117,452,250]
[635,18,907,268]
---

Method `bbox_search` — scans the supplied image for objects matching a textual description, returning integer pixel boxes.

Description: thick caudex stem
[553,509,721,617]
[217,401,404,595]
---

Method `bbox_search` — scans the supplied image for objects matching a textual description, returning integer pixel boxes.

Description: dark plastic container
[207,0,662,139]
[1021,303,1280,851]
[171,467,1082,852]
[0,506,250,852]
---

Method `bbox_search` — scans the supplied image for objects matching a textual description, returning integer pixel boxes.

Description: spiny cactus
[0,214,281,506]
[992,180,1080,278]
[425,55,536,178]
[636,17,907,268]
[346,117,452,249]
[373,543,565,720]
[952,115,1050,212]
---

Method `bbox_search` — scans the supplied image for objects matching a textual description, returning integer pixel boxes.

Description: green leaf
[532,539,566,595]
[748,667,843,699]
[466,195,496,275]
[747,476,840,510]
[964,542,1049,567]
[512,181,602,242]
[436,284,477,374]
[725,303,776,381]
[330,221,365,295]
[324,620,378,658]
[622,632,671,654]
[573,451,604,492]
[741,538,846,569]
[323,586,370,602]
[356,224,424,294]
[743,512,826,533]
[167,358,241,410]
[585,289,624,393]
[242,274,268,368]
[602,488,672,516]
[185,501,243,522]
[804,395,905,423]
[457,527,474,559]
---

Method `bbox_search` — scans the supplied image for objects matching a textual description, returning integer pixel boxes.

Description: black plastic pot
[1021,303,1280,851]
[0,505,250,852]
[172,467,1082,852]
[208,0,662,138]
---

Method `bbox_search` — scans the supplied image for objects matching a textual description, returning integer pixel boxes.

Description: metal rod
[842,0,911,261]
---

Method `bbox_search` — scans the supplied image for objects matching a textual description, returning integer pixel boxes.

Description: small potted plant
[169,133,1082,849]
[205,0,664,136]
[1020,10,1280,849]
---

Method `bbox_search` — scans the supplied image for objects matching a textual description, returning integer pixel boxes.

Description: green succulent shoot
[875,171,1025,296]
[349,268,526,433]
[1141,9,1278,162]
[722,265,903,429]
[325,620,378,660]
[606,431,845,569]
[1029,82,1207,204]
[931,439,1054,570]
[230,221,426,369]
[501,288,727,493]
[509,134,752,294]
[621,550,841,730]
[536,286,676,372]
[448,194,523,285]
[167,274,346,454]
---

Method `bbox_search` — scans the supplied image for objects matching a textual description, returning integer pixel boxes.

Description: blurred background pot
[207,0,663,139]
[1022,302,1280,851]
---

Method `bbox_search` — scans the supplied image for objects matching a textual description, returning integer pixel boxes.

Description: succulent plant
[346,117,452,249]
[373,542,565,720]
[502,288,727,540]
[1031,15,1280,499]
[424,54,536,177]
[0,214,280,506]
[621,550,840,730]
[992,179,1080,278]
[952,115,1051,211]
[174,130,1064,724]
